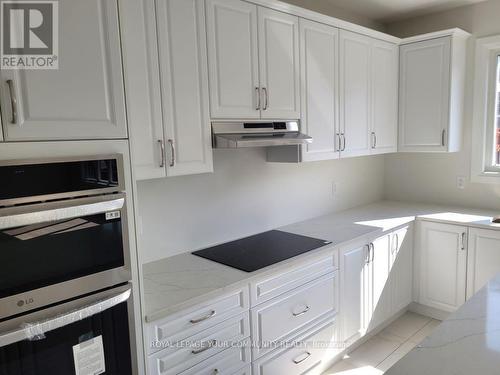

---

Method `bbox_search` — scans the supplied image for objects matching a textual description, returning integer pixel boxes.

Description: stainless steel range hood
[212,121,312,149]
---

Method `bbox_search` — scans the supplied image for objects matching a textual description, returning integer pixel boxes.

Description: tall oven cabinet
[0,0,127,141]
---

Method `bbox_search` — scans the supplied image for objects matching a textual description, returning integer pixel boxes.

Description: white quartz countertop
[142,200,500,322]
[386,273,500,375]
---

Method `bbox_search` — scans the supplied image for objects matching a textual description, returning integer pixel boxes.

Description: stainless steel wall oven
[0,155,131,320]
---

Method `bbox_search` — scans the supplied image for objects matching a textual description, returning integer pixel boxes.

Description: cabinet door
[399,37,451,152]
[419,221,467,312]
[371,40,398,155]
[157,0,213,177]
[0,0,126,141]
[299,19,339,161]
[390,226,413,313]
[466,228,500,299]
[341,242,369,344]
[339,30,371,158]
[368,235,391,331]
[258,7,300,119]
[206,0,259,119]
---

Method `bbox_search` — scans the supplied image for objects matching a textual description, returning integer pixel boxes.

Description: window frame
[471,35,500,183]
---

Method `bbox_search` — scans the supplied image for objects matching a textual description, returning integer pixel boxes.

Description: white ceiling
[326,0,489,22]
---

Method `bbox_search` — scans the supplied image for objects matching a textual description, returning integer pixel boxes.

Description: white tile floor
[324,312,441,374]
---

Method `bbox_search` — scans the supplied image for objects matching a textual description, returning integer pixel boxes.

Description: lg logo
[1,0,58,69]
[17,297,34,307]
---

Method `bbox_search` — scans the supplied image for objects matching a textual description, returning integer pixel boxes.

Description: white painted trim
[471,35,500,184]
[243,0,401,44]
[400,28,470,45]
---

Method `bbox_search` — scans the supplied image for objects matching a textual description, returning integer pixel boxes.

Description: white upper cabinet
[371,40,398,154]
[156,0,213,177]
[466,228,500,299]
[418,221,467,312]
[399,31,468,152]
[206,0,299,120]
[339,31,372,158]
[0,0,127,141]
[258,7,300,119]
[206,0,260,119]
[299,19,339,161]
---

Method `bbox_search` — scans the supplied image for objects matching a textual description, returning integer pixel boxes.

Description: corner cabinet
[398,30,469,152]
[129,0,213,180]
[0,0,127,141]
[206,0,300,120]
[417,221,467,312]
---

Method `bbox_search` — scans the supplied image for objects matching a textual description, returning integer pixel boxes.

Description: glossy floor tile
[323,312,441,374]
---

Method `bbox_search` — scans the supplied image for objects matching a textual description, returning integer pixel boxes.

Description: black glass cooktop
[192,230,332,272]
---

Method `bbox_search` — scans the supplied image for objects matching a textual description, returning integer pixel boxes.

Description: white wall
[383,0,500,210]
[278,0,386,31]
[137,149,385,263]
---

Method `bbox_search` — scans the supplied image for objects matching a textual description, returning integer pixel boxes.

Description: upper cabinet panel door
[299,19,339,161]
[258,7,300,119]
[339,30,371,158]
[371,40,398,155]
[157,0,213,177]
[399,37,451,152]
[0,0,127,141]
[206,0,260,119]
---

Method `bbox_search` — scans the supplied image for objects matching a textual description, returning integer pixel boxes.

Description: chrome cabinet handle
[341,133,346,151]
[262,87,268,110]
[293,351,311,364]
[158,140,165,168]
[189,310,216,324]
[370,243,375,262]
[365,244,370,264]
[212,370,219,375]
[293,305,310,317]
[441,129,446,146]
[191,339,216,354]
[167,139,175,167]
[461,232,466,251]
[255,87,261,110]
[6,79,17,124]
[371,132,377,149]
[336,133,341,151]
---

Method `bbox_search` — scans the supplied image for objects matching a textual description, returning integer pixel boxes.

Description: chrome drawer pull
[293,351,311,364]
[189,310,216,324]
[292,305,310,317]
[191,339,216,354]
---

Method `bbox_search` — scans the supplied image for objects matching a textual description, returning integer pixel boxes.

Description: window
[471,36,500,183]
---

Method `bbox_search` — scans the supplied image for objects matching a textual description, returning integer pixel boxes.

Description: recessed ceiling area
[325,0,489,22]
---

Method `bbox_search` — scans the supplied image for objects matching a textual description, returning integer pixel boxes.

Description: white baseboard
[408,302,450,321]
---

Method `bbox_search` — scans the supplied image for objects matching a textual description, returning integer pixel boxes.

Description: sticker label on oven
[105,211,121,220]
[72,335,106,375]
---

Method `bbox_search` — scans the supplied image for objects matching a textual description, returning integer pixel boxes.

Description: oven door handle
[0,288,131,348]
[0,196,125,230]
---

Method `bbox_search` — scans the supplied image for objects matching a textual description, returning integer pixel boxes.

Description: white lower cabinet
[148,313,250,375]
[252,316,338,375]
[466,228,500,299]
[390,226,413,313]
[368,234,391,331]
[177,345,251,375]
[251,271,337,359]
[418,221,467,312]
[340,239,370,344]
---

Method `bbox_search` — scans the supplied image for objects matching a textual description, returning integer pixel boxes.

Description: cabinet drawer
[178,345,251,375]
[251,272,337,358]
[148,313,250,375]
[147,288,249,354]
[253,316,337,375]
[250,254,337,306]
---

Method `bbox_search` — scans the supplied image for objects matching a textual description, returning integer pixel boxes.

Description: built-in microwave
[0,155,131,320]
